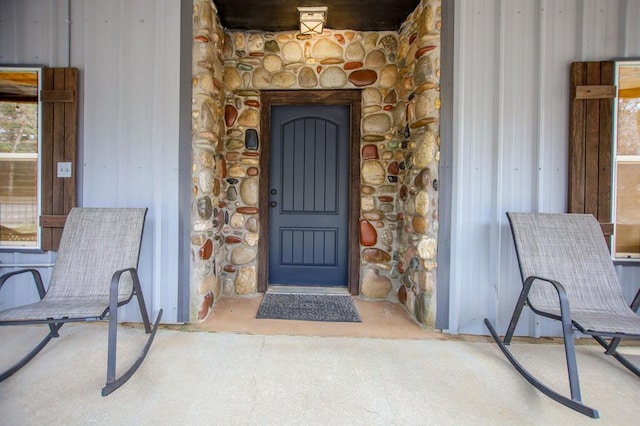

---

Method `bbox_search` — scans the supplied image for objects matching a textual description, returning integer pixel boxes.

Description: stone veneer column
[192,0,441,327]
[191,0,226,322]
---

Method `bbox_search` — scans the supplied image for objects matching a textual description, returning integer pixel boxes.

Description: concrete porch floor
[1,295,639,425]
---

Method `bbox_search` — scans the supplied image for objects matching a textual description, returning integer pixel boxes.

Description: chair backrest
[507,212,629,313]
[46,208,147,303]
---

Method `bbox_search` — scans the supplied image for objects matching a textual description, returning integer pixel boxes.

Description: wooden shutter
[40,67,78,251]
[568,61,615,244]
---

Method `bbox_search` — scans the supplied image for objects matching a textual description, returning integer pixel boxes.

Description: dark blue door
[268,105,350,286]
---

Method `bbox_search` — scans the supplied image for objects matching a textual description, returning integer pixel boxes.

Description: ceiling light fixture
[298,6,328,35]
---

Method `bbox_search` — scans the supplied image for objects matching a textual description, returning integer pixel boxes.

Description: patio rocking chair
[484,212,640,418]
[0,208,162,396]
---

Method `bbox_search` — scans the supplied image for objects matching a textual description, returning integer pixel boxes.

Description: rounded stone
[298,66,318,88]
[415,93,433,120]
[223,264,237,273]
[415,191,429,216]
[247,34,263,52]
[362,88,382,106]
[263,54,283,72]
[414,168,432,189]
[240,177,259,205]
[229,212,244,229]
[418,237,437,260]
[398,285,407,304]
[361,268,392,299]
[361,144,378,160]
[223,33,234,58]
[272,71,296,88]
[252,67,271,89]
[381,230,393,246]
[247,167,259,176]
[223,67,242,91]
[379,64,398,88]
[198,169,214,193]
[364,33,379,51]
[361,196,375,211]
[413,56,433,86]
[230,246,256,265]
[196,196,213,220]
[361,185,376,195]
[236,207,258,214]
[225,235,242,244]
[282,41,303,63]
[245,216,259,233]
[348,69,377,87]
[379,34,398,53]
[227,139,244,151]
[312,39,344,61]
[319,67,347,88]
[226,186,238,201]
[362,248,391,263]
[264,39,279,52]
[378,184,396,193]
[235,266,257,295]
[415,292,429,325]
[199,239,213,260]
[364,49,386,68]
[362,160,386,185]
[363,113,391,135]
[238,109,259,127]
[224,105,238,127]
[228,163,246,177]
[414,132,435,168]
[234,33,246,50]
[363,211,383,221]
[244,232,259,247]
[412,215,428,234]
[345,42,365,61]
[344,61,363,70]
[359,220,377,246]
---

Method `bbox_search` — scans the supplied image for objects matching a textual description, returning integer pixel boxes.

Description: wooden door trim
[258,90,361,295]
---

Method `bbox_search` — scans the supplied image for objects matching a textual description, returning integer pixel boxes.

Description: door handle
[270,201,277,208]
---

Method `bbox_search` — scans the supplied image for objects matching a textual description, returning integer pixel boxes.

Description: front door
[268,105,350,287]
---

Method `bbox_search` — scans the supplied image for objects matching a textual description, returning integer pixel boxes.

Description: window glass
[0,69,40,248]
[613,62,640,259]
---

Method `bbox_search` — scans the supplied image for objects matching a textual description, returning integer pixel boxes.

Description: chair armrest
[0,269,46,299]
[631,286,640,313]
[109,267,139,307]
[523,275,571,309]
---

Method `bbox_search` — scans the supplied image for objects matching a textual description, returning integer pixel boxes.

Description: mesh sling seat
[0,208,162,396]
[484,213,640,418]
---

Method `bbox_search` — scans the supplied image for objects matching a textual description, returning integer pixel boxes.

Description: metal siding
[0,0,185,323]
[447,0,640,335]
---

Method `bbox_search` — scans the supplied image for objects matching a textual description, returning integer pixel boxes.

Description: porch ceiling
[214,0,422,32]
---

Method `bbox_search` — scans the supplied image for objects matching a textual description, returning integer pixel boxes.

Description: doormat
[256,293,361,323]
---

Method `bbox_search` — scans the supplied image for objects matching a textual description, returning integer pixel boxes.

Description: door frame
[258,90,361,295]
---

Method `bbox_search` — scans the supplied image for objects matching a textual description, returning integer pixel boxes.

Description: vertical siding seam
[535,0,546,212]
[488,0,506,325]
[447,0,469,334]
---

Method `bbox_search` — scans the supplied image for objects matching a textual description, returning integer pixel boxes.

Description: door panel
[269,105,350,286]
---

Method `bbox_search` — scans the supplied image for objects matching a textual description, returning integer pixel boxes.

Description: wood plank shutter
[568,61,615,244]
[40,67,78,251]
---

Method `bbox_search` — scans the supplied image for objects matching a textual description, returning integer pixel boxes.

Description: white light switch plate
[57,162,72,178]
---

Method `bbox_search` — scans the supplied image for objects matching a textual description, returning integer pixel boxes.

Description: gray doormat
[256,293,361,322]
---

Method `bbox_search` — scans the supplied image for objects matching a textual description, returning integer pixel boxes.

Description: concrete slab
[1,321,640,425]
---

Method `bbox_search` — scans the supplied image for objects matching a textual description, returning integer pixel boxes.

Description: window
[612,62,640,259]
[569,60,640,260]
[0,67,78,251]
[0,68,41,248]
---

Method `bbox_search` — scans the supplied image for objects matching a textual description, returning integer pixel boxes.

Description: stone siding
[191,0,441,326]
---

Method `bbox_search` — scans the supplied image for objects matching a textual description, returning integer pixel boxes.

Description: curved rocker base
[102,309,163,397]
[0,323,64,382]
[484,318,599,419]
